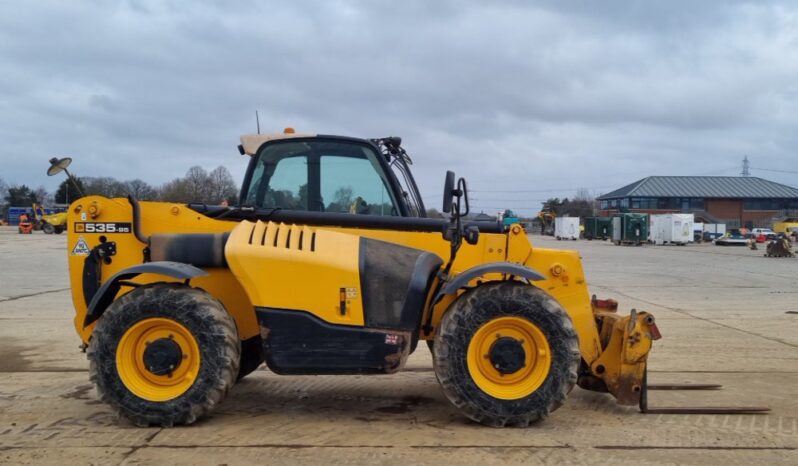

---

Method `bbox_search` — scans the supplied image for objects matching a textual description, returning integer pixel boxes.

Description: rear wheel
[42,223,54,234]
[88,283,240,426]
[54,225,65,234]
[433,282,579,427]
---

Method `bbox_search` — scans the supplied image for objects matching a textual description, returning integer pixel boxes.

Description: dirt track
[0,228,796,465]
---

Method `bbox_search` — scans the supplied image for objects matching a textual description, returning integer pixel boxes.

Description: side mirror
[442,170,455,213]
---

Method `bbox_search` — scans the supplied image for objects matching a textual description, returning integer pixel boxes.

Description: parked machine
[40,211,68,234]
[583,217,612,241]
[17,213,33,234]
[765,237,794,258]
[554,216,579,240]
[649,214,693,246]
[57,130,766,427]
[501,209,520,228]
[537,209,555,236]
[773,219,798,235]
[612,213,648,246]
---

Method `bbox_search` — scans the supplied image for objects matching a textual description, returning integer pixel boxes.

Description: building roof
[598,176,798,200]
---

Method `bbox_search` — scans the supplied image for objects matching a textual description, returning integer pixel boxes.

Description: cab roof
[239,131,317,156]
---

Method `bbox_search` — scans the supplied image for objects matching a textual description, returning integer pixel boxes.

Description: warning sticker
[71,236,91,256]
[385,334,399,345]
[345,287,358,299]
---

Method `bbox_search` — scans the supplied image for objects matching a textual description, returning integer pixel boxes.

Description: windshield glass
[244,140,400,216]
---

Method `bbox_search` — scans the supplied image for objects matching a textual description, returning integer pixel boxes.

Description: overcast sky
[1,1,797,215]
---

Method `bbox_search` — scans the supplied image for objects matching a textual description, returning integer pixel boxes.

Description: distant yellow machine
[41,211,68,234]
[773,219,798,235]
[60,130,766,427]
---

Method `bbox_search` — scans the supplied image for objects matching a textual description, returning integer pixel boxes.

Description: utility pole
[741,156,750,176]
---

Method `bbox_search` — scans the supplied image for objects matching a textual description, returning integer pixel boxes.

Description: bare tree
[184,166,211,202]
[158,178,193,203]
[124,179,157,200]
[83,177,128,198]
[33,185,53,205]
[575,188,593,201]
[0,177,8,217]
[206,166,238,204]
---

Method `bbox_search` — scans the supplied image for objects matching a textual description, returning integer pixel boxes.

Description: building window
[600,200,609,209]
[657,198,680,209]
[690,198,705,210]
[744,199,782,211]
[620,198,629,208]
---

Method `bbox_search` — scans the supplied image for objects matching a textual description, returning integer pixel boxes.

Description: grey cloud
[0,0,796,215]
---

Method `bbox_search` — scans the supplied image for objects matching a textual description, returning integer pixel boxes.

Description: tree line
[0,165,238,217]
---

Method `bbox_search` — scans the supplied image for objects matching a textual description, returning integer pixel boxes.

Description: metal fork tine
[642,406,771,415]
[647,383,722,390]
[639,370,769,415]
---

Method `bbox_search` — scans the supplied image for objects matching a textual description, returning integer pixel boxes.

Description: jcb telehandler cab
[64,130,766,427]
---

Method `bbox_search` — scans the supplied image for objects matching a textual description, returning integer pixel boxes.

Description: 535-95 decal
[74,222,132,233]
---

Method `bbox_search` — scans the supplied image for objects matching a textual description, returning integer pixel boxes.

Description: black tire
[88,283,240,426]
[54,225,65,234]
[237,337,264,380]
[42,223,54,234]
[433,282,579,427]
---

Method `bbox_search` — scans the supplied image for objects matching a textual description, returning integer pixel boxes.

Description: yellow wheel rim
[466,316,551,400]
[116,317,201,402]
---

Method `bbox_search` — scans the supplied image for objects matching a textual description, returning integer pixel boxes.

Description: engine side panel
[225,221,367,326]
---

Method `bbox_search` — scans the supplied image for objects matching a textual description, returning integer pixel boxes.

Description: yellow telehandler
[60,130,766,426]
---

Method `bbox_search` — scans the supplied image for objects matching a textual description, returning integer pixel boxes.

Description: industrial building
[597,176,798,228]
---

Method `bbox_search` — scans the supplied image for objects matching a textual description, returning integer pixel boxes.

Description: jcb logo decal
[74,222,132,234]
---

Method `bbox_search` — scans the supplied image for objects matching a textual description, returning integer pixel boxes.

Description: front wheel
[433,282,579,427]
[88,283,240,426]
[42,223,54,234]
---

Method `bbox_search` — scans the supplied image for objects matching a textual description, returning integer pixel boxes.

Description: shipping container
[554,217,580,241]
[612,213,648,245]
[584,217,612,240]
[649,214,693,245]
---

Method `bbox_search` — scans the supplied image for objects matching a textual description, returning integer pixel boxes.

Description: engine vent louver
[246,221,315,252]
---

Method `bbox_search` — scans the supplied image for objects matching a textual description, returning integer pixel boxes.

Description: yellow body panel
[66,197,257,343]
[225,221,366,326]
[66,198,602,366]
[774,221,798,234]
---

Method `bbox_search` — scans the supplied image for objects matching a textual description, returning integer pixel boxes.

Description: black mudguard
[437,262,546,298]
[83,261,207,328]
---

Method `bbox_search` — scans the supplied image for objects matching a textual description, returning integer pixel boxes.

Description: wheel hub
[143,337,183,376]
[489,337,526,375]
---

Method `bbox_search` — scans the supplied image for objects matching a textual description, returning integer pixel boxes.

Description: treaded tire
[42,223,54,234]
[433,282,579,427]
[88,283,240,426]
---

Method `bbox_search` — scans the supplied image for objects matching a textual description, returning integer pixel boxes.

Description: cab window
[321,155,396,215]
[244,140,399,216]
